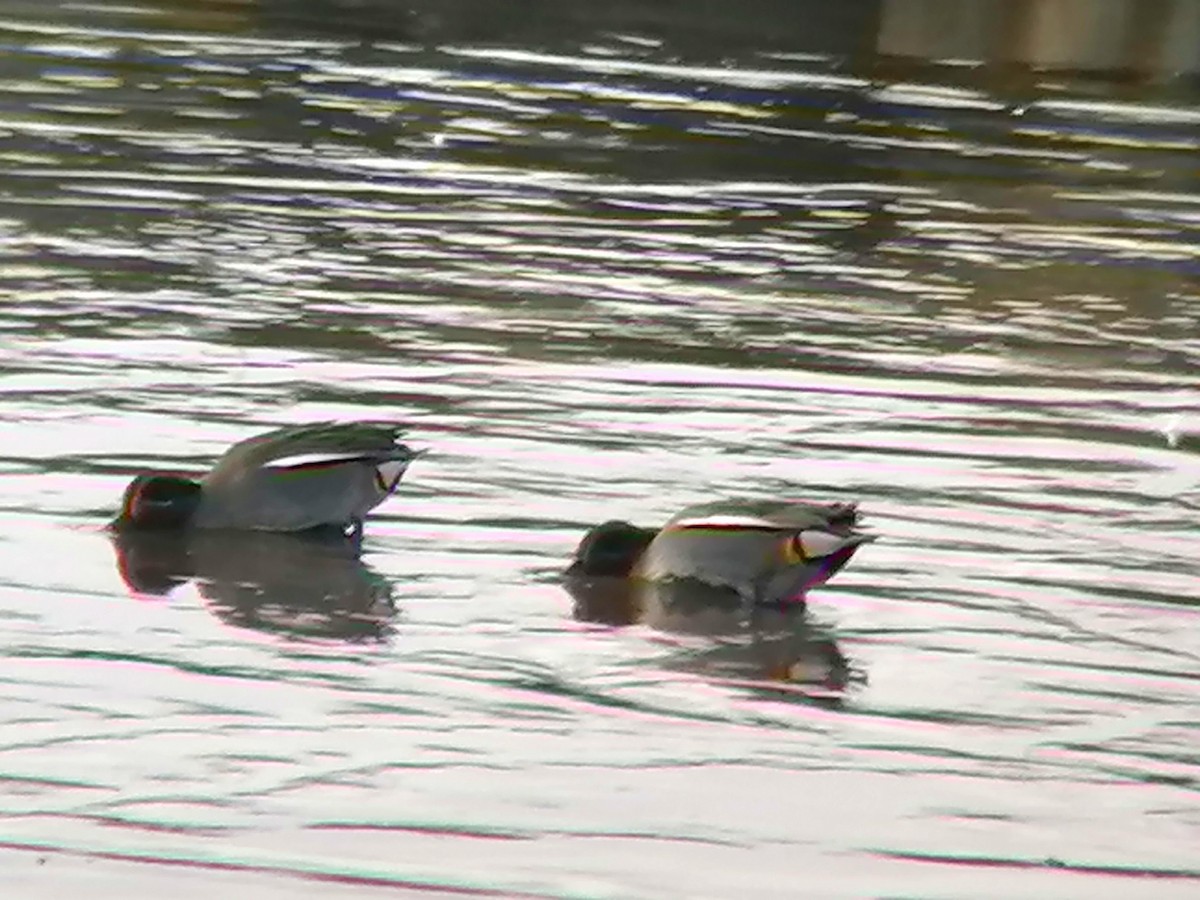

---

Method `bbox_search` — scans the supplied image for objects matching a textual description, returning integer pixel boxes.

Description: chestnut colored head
[113,475,202,531]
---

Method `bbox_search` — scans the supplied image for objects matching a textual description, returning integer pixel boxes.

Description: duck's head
[566,520,658,577]
[112,474,203,531]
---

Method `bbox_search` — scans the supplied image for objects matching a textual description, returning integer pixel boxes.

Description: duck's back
[664,498,858,533]
[638,498,867,599]
[195,422,414,531]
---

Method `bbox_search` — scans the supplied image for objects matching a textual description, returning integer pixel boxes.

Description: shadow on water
[565,573,858,705]
[110,529,397,641]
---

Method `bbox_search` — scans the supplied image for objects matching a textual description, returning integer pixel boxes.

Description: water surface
[1,1,1198,896]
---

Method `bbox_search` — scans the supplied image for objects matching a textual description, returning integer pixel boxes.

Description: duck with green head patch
[569,498,874,607]
[112,421,424,540]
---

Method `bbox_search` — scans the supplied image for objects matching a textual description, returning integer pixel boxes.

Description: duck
[567,498,874,607]
[112,421,423,538]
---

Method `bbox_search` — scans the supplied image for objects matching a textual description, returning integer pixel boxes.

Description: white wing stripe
[266,452,368,469]
[672,514,780,530]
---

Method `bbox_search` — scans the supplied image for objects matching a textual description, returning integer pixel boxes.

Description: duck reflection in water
[565,504,870,700]
[110,527,396,641]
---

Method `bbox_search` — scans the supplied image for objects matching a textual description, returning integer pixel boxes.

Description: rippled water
[1,1,1198,896]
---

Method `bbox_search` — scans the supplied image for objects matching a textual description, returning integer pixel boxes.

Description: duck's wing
[203,422,415,487]
[198,422,422,531]
[666,498,862,533]
[667,498,872,571]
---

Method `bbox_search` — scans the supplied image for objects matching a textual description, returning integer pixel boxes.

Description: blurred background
[0,1,1197,897]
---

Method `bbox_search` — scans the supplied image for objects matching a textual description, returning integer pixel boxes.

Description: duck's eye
[781,534,807,565]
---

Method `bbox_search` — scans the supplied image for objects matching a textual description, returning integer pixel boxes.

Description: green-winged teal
[569,498,874,606]
[112,421,422,537]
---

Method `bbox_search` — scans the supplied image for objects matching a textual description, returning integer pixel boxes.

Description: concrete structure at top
[878,0,1200,77]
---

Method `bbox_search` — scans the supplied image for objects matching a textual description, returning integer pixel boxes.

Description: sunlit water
[0,1,1198,896]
